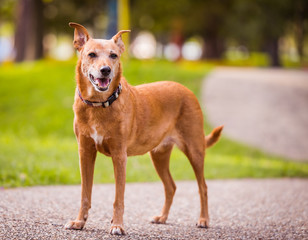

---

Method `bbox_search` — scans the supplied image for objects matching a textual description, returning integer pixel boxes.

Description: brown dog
[65,22,223,235]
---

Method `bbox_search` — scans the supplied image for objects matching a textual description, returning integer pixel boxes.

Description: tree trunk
[294,0,307,63]
[14,0,44,62]
[266,38,281,67]
[202,35,224,59]
[295,22,304,62]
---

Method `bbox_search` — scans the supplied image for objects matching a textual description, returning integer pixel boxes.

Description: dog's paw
[151,215,167,224]
[64,220,85,230]
[196,218,209,228]
[110,225,126,235]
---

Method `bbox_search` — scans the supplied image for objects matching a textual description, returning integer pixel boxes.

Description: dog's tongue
[96,78,109,88]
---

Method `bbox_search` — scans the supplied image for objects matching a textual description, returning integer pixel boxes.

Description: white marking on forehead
[90,125,103,145]
[95,39,110,44]
[93,39,113,48]
[89,39,119,54]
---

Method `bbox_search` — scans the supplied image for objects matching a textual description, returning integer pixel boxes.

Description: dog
[65,22,223,235]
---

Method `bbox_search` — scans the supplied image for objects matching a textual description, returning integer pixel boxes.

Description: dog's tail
[205,125,223,148]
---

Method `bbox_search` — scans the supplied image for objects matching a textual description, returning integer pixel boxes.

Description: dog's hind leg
[188,150,209,228]
[174,97,210,228]
[150,144,176,224]
[178,140,209,228]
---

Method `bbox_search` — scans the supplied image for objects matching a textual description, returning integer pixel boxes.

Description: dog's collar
[77,84,122,108]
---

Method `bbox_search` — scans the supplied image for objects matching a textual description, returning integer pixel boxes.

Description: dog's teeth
[97,79,103,87]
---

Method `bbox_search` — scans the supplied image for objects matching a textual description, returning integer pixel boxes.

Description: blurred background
[0,0,307,66]
[0,0,308,188]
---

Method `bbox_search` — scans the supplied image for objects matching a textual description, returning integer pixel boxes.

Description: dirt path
[1,179,307,239]
[202,67,308,161]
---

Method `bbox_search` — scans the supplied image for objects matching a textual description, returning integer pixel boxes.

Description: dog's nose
[100,66,111,76]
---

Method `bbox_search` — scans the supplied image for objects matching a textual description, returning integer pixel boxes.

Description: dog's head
[69,22,130,93]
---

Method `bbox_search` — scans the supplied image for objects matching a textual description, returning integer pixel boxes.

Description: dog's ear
[69,22,91,51]
[112,30,131,53]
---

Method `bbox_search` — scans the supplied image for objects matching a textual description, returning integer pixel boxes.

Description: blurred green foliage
[131,0,308,65]
[0,60,307,188]
[1,0,307,65]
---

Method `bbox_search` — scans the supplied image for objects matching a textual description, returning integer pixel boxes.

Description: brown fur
[65,22,223,235]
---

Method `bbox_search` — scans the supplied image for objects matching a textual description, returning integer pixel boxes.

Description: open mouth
[89,74,111,91]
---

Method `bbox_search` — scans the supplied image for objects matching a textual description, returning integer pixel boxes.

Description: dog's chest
[90,125,103,145]
[88,124,112,155]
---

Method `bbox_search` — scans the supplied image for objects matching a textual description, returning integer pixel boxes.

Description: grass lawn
[0,59,307,188]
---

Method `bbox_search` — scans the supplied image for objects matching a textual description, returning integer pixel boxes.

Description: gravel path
[1,179,307,239]
[203,67,308,161]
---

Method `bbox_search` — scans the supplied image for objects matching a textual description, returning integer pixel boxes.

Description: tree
[131,0,234,59]
[293,0,308,62]
[131,0,307,66]
[43,0,108,37]
[13,0,110,62]
[182,0,233,59]
[14,0,43,62]
[222,0,302,66]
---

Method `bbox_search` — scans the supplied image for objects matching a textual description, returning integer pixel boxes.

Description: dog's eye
[88,52,97,58]
[110,53,118,59]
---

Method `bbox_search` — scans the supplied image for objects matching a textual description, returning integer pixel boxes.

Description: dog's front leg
[65,135,97,230]
[110,152,127,235]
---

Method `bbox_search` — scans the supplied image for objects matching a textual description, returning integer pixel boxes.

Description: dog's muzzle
[89,74,111,92]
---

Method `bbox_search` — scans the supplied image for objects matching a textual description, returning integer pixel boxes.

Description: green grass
[0,59,307,188]
[222,51,307,68]
[223,51,271,67]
